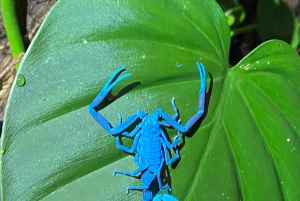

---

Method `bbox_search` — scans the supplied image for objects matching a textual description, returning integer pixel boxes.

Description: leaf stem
[1,0,25,70]
[231,23,258,37]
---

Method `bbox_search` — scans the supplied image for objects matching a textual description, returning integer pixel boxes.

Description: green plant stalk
[231,23,258,37]
[1,0,25,70]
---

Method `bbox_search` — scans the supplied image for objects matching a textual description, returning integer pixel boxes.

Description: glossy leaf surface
[225,5,246,27]
[2,0,300,201]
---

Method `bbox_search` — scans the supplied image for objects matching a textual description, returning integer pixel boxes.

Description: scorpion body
[112,113,181,194]
[88,62,206,201]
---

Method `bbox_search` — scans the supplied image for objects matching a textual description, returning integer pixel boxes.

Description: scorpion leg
[155,62,206,133]
[156,158,172,192]
[159,98,180,127]
[121,125,142,138]
[159,121,171,127]
[134,144,142,164]
[113,162,148,177]
[171,97,179,121]
[115,133,141,153]
[134,152,140,164]
[88,67,146,135]
[161,131,181,149]
[162,141,180,166]
[125,186,147,194]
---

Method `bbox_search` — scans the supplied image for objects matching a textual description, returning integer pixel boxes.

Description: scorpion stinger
[88,62,207,201]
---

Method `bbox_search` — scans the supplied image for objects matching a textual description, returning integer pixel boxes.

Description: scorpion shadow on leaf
[94,81,141,111]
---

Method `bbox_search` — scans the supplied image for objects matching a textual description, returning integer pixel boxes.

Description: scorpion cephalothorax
[141,114,161,134]
[88,62,206,201]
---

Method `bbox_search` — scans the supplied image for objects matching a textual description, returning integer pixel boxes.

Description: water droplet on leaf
[16,74,26,87]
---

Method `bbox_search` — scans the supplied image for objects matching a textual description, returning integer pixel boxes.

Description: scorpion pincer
[88,62,206,201]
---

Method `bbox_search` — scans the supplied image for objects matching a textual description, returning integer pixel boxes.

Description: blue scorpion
[88,62,206,201]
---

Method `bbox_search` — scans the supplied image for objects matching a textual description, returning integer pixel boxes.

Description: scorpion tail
[143,191,153,201]
[153,194,179,201]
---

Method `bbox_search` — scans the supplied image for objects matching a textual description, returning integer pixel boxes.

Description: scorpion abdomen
[138,135,163,164]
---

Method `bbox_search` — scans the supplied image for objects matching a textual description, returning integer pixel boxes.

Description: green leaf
[227,40,300,200]
[225,5,246,27]
[2,0,300,201]
[257,0,300,48]
[1,0,230,200]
